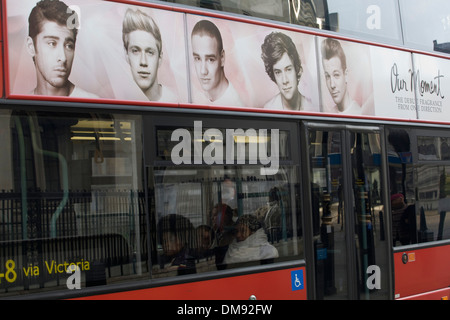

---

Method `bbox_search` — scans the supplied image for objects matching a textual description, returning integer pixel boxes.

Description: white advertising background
[370,46,417,120]
[413,53,449,122]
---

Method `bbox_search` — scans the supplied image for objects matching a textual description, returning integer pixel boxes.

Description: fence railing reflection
[0,189,147,291]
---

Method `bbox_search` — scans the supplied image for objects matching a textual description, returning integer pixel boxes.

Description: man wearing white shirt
[191,19,244,107]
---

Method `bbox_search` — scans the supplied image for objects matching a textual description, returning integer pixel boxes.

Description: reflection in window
[0,111,145,295]
[151,164,302,277]
[416,165,450,242]
[323,0,401,43]
[400,0,450,53]
[389,128,450,246]
[165,0,404,43]
[165,0,290,22]
[387,128,416,246]
[418,136,450,161]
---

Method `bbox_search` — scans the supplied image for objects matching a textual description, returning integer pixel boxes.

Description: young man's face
[161,232,182,257]
[30,21,75,89]
[126,30,161,94]
[322,56,347,105]
[272,52,299,102]
[191,34,224,94]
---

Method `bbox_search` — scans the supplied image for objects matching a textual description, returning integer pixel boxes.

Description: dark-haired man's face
[191,34,224,95]
[322,56,347,105]
[29,21,75,89]
[273,52,298,102]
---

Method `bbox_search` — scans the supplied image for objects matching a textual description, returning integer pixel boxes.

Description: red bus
[0,0,449,301]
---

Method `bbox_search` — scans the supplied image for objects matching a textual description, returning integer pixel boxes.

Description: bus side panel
[396,287,450,300]
[394,244,450,300]
[74,267,307,300]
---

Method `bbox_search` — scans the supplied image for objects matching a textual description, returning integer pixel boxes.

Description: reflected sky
[399,0,450,50]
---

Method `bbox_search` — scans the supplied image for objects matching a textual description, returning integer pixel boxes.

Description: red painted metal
[394,244,450,300]
[73,267,307,300]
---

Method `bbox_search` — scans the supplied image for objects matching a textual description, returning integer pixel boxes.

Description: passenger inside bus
[157,214,197,275]
[254,187,282,242]
[210,203,235,268]
[194,224,215,260]
[391,193,416,246]
[223,214,279,265]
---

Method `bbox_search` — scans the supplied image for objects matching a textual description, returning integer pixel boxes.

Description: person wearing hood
[224,214,278,265]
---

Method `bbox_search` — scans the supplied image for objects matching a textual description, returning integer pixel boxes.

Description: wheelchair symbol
[294,274,302,287]
[291,270,304,291]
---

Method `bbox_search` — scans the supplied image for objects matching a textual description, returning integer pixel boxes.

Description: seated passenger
[194,224,215,260]
[391,193,415,246]
[223,214,279,265]
[254,187,282,241]
[157,214,196,275]
[210,203,235,267]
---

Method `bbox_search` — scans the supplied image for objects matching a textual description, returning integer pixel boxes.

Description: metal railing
[0,189,148,292]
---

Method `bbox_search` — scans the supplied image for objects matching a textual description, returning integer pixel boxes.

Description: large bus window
[388,128,450,247]
[0,110,145,296]
[150,165,301,277]
[415,165,450,243]
[166,0,290,23]
[147,119,302,278]
[387,127,416,247]
[415,133,450,242]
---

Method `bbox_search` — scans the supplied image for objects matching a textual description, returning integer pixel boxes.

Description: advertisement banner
[186,14,320,111]
[3,0,449,123]
[370,46,417,120]
[6,0,188,103]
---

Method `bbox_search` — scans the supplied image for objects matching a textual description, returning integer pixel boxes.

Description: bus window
[319,0,402,44]
[150,164,302,277]
[167,0,290,22]
[148,120,302,278]
[415,164,450,243]
[387,127,416,247]
[399,0,450,54]
[0,111,146,296]
[388,128,450,246]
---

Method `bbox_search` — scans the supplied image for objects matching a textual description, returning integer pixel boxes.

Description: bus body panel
[396,287,450,300]
[394,244,450,300]
[73,267,307,300]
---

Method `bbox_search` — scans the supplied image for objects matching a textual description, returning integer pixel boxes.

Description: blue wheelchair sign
[291,270,304,291]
